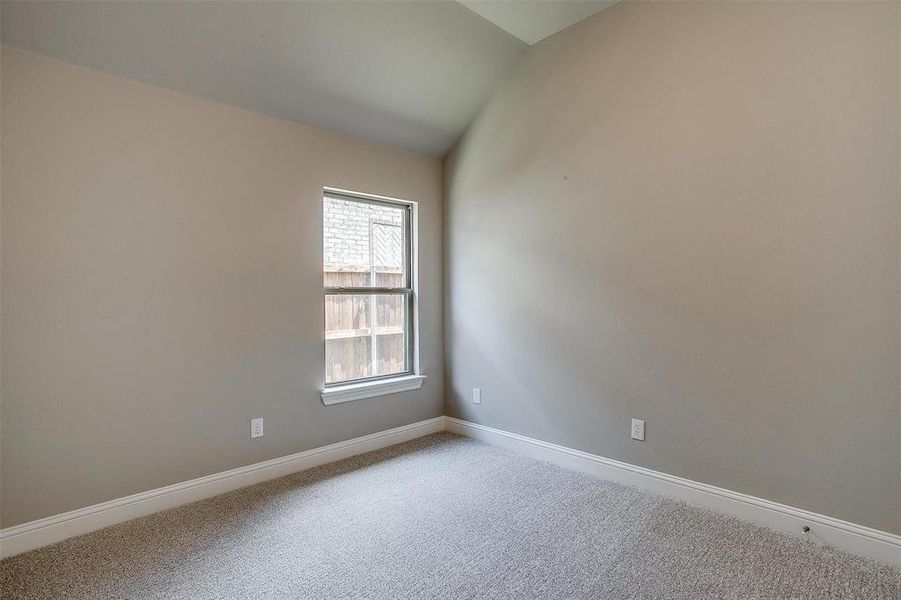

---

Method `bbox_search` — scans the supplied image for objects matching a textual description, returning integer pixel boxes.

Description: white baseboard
[0,416,445,559]
[445,417,901,567]
[4,415,898,568]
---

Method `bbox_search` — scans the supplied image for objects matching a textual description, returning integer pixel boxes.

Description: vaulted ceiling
[1,1,616,157]
[458,1,618,46]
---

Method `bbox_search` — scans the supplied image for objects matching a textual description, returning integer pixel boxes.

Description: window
[321,189,423,404]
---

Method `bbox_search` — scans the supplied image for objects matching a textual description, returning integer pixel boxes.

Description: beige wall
[0,48,444,528]
[445,1,900,533]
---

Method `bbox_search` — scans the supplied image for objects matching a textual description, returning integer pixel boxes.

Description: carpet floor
[1,433,899,599]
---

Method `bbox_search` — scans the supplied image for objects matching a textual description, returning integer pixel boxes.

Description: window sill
[321,374,426,406]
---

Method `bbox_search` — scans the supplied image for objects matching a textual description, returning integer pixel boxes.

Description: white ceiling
[1,1,527,157]
[458,1,618,45]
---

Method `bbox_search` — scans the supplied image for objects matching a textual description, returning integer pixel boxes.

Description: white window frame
[320,187,424,405]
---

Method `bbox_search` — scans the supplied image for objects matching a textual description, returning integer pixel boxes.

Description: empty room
[1,1,899,598]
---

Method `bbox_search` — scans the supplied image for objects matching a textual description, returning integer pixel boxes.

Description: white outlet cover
[631,418,645,441]
[250,418,264,439]
[473,388,481,404]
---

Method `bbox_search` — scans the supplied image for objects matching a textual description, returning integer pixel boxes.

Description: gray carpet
[2,433,899,599]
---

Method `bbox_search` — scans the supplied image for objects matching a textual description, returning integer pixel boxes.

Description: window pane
[325,293,408,384]
[323,196,406,287]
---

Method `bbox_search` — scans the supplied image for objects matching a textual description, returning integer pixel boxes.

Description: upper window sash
[323,190,413,291]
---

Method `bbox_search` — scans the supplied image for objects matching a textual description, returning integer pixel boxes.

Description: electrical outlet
[473,388,481,404]
[250,418,264,439]
[630,418,645,441]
